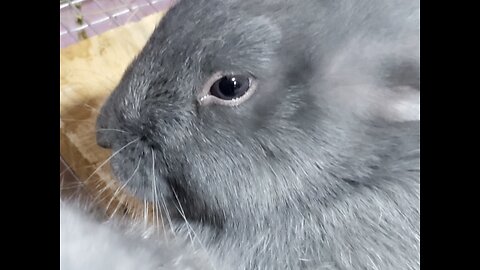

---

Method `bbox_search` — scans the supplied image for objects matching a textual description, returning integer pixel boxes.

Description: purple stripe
[60,0,172,48]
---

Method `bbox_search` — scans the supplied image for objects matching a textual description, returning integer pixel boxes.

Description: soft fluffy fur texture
[60,200,218,270]
[62,0,420,269]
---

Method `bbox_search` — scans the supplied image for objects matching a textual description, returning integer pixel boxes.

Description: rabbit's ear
[319,39,420,122]
[319,75,419,123]
[376,58,419,122]
[377,86,419,122]
[323,83,420,123]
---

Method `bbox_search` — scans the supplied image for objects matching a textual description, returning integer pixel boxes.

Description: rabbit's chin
[120,176,174,206]
[60,200,219,270]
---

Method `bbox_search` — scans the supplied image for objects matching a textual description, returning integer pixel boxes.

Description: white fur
[60,201,215,270]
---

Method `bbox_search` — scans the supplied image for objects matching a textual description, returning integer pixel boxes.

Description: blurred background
[60,0,171,199]
[60,0,171,48]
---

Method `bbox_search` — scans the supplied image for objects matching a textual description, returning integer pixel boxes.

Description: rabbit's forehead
[145,1,282,76]
[175,21,280,76]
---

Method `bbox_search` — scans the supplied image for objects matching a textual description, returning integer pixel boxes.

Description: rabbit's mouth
[111,162,212,225]
[108,152,201,221]
[107,149,173,203]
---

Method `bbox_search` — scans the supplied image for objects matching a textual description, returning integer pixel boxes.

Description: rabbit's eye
[199,73,257,106]
[210,75,250,100]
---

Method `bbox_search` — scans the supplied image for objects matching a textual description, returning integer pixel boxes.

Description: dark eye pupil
[219,77,240,97]
[210,75,250,100]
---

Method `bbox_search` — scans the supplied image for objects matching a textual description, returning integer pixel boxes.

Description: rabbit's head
[96,0,420,227]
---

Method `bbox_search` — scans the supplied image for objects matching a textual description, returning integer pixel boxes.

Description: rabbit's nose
[96,117,114,149]
[96,106,116,149]
[96,130,113,149]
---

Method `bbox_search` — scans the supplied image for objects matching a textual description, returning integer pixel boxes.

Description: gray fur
[93,0,420,269]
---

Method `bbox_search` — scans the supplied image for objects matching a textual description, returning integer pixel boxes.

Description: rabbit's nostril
[140,136,147,142]
[96,131,113,149]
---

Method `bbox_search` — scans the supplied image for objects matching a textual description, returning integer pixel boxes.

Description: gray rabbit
[88,0,420,269]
